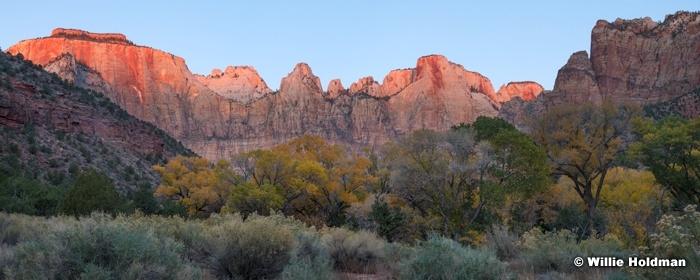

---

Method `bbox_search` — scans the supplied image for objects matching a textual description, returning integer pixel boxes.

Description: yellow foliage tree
[545,167,667,246]
[231,135,376,226]
[153,156,233,217]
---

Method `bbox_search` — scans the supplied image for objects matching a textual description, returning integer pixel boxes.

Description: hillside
[0,49,194,214]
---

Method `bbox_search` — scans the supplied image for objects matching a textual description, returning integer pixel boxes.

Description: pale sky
[0,1,695,90]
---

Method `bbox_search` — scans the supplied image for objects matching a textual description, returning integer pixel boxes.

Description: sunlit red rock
[195,66,272,103]
[8,30,506,160]
[495,82,544,102]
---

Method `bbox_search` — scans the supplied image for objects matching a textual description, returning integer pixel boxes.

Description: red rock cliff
[8,29,503,160]
[549,11,700,106]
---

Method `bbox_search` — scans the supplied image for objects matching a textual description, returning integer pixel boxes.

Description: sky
[0,1,695,91]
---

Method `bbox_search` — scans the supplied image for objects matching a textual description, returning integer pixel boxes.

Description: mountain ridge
[7,30,541,160]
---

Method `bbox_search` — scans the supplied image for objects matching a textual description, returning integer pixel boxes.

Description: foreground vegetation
[1,206,698,279]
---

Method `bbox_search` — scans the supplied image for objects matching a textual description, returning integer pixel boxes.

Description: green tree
[386,126,548,240]
[57,168,123,216]
[0,166,62,216]
[370,196,405,242]
[528,101,640,234]
[631,116,700,208]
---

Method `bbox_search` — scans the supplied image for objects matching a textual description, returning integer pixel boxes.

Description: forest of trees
[2,101,700,279]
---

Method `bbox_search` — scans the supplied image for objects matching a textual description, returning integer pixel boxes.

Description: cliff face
[8,30,500,160]
[548,11,700,106]
[591,13,700,105]
[500,11,700,125]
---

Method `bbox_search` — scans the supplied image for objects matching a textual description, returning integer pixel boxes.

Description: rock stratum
[8,29,536,160]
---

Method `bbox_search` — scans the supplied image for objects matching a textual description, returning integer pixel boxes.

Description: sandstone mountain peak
[196,65,272,102]
[501,10,700,128]
[210,69,223,77]
[326,79,346,99]
[8,28,537,160]
[413,54,496,99]
[291,63,315,77]
[279,62,323,94]
[548,51,601,105]
[348,76,383,96]
[495,82,544,102]
[595,11,700,37]
[50,28,131,44]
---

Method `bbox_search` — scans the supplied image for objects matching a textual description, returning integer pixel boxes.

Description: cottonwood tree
[153,156,232,217]
[231,135,376,226]
[528,101,640,234]
[387,121,548,239]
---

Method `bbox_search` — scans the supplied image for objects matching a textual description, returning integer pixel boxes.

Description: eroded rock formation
[8,31,501,160]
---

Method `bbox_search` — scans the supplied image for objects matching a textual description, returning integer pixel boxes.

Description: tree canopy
[57,168,123,216]
[631,115,700,207]
[528,101,640,233]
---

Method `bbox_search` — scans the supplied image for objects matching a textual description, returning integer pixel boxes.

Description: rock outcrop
[7,30,501,160]
[326,79,346,99]
[546,51,603,105]
[348,76,384,97]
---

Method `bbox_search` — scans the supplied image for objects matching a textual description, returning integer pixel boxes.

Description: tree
[631,116,700,208]
[153,156,232,217]
[231,135,376,226]
[225,182,284,218]
[528,101,639,233]
[386,125,549,240]
[57,168,123,216]
[370,196,405,242]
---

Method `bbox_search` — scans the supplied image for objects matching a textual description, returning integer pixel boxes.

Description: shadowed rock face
[549,11,700,106]
[590,12,700,105]
[500,11,700,126]
[8,30,501,160]
[0,59,164,157]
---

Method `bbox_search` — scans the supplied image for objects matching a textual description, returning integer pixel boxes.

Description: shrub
[4,213,201,279]
[321,227,387,274]
[518,228,629,274]
[201,213,300,279]
[639,204,700,279]
[282,232,336,280]
[486,225,520,261]
[399,235,513,280]
[0,244,14,279]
